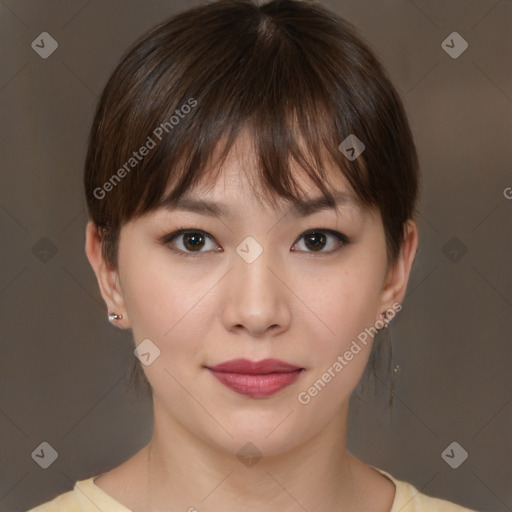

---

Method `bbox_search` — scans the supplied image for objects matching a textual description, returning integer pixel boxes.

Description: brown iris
[303,232,327,252]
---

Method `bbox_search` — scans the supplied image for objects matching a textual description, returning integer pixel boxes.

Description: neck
[143,397,363,512]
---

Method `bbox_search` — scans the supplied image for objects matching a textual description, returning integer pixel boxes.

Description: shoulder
[25,475,132,512]
[372,467,479,512]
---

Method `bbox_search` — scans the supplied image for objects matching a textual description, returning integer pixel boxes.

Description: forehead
[159,126,366,219]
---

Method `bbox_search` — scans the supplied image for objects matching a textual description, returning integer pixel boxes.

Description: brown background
[0,0,510,510]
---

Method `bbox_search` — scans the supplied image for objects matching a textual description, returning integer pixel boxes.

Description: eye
[292,229,349,255]
[162,228,220,257]
[162,227,350,258]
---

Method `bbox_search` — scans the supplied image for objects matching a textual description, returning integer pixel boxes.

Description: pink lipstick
[206,358,304,398]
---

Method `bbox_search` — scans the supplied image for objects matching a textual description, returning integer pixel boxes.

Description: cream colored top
[26,467,478,511]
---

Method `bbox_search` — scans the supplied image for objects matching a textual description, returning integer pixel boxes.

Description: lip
[205,358,304,398]
[207,358,302,374]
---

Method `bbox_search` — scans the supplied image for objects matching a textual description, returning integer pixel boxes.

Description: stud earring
[108,312,123,323]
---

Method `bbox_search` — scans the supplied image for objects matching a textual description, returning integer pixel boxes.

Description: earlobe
[85,221,130,328]
[377,220,419,319]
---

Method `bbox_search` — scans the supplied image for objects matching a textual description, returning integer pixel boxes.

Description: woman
[28,0,477,510]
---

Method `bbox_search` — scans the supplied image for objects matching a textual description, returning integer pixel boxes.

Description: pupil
[305,232,326,251]
[184,233,204,251]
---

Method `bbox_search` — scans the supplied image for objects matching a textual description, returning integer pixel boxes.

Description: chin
[201,415,306,461]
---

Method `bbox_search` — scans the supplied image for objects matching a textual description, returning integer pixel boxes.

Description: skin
[85,131,418,512]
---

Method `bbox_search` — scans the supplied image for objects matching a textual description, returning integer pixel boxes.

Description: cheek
[296,255,384,354]
[292,254,385,405]
[119,248,210,368]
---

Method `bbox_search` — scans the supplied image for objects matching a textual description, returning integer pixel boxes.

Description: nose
[221,245,292,338]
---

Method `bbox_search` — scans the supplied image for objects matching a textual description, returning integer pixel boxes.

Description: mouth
[204,358,305,398]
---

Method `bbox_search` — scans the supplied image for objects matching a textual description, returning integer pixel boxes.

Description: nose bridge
[223,235,290,335]
[235,237,277,293]
[234,236,280,303]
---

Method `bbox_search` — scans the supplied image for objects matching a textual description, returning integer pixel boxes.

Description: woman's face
[89,132,417,458]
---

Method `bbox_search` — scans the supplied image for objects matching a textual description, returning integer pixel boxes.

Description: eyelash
[161,226,350,258]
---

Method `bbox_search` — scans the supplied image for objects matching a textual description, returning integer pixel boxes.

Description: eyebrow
[160,191,363,219]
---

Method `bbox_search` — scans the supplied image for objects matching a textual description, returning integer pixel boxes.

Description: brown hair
[84,0,420,397]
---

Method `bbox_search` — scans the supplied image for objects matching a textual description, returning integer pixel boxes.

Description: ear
[85,221,130,329]
[376,219,419,323]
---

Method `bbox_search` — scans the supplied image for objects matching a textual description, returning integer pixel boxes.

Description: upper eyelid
[164,227,343,239]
